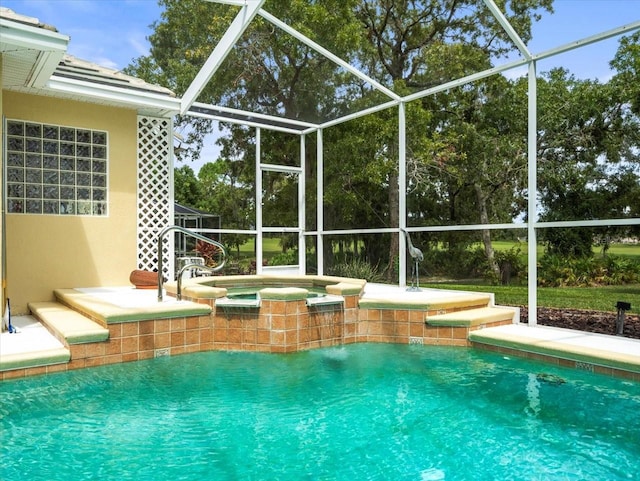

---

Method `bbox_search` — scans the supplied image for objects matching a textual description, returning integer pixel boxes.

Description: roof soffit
[1,9,178,116]
[0,11,68,88]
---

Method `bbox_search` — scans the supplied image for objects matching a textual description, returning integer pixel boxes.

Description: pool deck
[0,315,70,372]
[1,283,639,380]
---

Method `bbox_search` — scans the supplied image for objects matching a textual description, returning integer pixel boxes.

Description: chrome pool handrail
[176,262,219,300]
[157,225,227,302]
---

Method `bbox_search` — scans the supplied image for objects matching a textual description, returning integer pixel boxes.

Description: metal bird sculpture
[401,229,423,291]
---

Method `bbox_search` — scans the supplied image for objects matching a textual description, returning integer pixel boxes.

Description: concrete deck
[470,323,640,376]
[0,316,70,371]
[56,287,211,323]
[1,315,66,356]
[363,282,495,304]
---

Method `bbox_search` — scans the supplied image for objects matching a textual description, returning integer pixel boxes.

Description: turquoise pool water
[1,344,639,480]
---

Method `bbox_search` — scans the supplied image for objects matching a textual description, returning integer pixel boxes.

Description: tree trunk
[474,182,500,282]
[323,238,334,272]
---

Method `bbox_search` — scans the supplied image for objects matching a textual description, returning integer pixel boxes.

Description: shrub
[269,249,298,266]
[423,245,478,279]
[494,246,527,285]
[538,253,640,287]
[195,240,223,267]
[423,245,526,285]
[327,258,384,282]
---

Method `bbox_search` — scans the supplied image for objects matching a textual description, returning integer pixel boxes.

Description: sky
[3,0,639,172]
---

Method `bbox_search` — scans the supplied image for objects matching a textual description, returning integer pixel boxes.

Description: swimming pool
[1,344,638,480]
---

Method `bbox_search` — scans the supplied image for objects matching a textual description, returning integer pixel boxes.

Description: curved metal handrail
[157,225,227,301]
[175,263,219,300]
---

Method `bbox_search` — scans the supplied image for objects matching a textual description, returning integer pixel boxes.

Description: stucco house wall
[1,55,4,319]
[1,8,178,320]
[3,91,140,314]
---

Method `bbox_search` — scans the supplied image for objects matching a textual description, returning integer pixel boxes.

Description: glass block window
[5,119,108,216]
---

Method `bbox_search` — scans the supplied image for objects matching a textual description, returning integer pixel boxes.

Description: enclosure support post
[256,127,263,274]
[527,61,538,326]
[299,134,306,274]
[317,129,324,275]
[398,102,407,287]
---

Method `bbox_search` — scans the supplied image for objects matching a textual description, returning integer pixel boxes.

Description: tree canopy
[127,0,640,283]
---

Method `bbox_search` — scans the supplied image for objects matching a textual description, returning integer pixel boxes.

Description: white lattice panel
[137,116,174,280]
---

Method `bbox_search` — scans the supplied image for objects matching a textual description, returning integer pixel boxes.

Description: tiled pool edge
[1,293,514,380]
[472,342,640,383]
[3,285,638,383]
[8,313,638,382]
[469,324,640,382]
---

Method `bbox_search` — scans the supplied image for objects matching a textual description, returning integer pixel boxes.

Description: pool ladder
[157,225,227,302]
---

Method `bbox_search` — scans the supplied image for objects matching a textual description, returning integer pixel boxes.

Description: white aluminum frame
[179,1,640,325]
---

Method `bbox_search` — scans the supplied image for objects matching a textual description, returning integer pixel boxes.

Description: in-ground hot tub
[217,289,345,308]
[163,274,516,353]
[164,275,367,353]
[165,274,366,302]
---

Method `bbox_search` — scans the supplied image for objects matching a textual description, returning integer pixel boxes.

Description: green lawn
[479,240,640,260]
[602,243,640,257]
[247,239,640,267]
[236,237,281,258]
[236,238,640,262]
[422,282,640,315]
[232,237,639,314]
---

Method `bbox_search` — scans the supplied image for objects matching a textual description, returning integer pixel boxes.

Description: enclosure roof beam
[402,58,529,104]
[188,109,305,135]
[320,21,640,129]
[307,59,528,132]
[483,0,531,60]
[313,99,401,132]
[189,102,317,132]
[201,103,317,129]
[532,20,640,63]
[184,6,639,139]
[180,0,266,114]
[260,163,303,174]
[258,9,401,102]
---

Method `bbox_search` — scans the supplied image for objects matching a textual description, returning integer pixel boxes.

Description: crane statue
[401,229,423,291]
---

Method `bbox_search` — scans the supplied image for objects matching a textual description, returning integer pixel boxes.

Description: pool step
[0,315,71,372]
[426,306,516,327]
[28,301,110,345]
[53,288,212,324]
